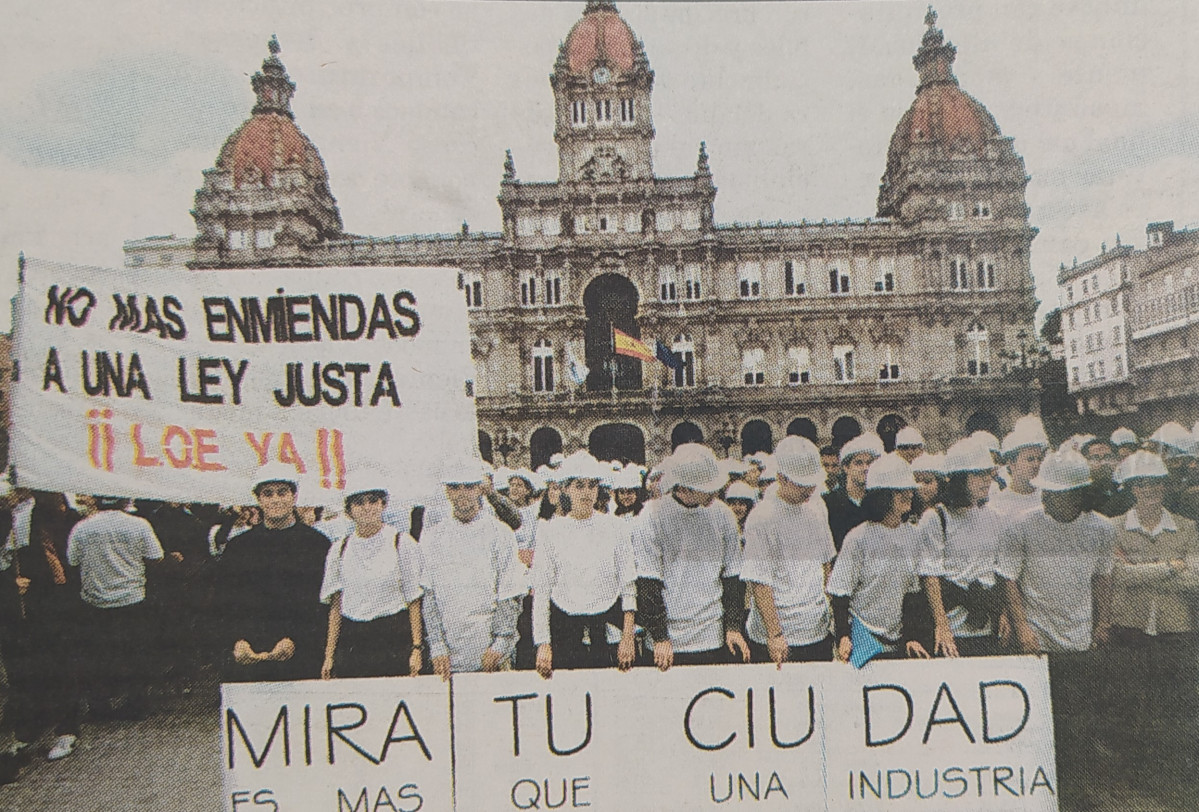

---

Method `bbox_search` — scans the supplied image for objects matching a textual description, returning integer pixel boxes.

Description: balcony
[1131,284,1199,338]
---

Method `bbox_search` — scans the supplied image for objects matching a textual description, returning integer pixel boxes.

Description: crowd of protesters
[0,417,1198,805]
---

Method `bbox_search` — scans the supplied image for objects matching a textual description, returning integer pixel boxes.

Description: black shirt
[218,521,329,681]
[823,489,867,553]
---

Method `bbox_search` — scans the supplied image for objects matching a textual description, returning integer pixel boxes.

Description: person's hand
[836,636,852,663]
[906,641,931,659]
[997,614,1012,645]
[408,649,423,677]
[232,640,260,665]
[767,633,788,669]
[170,551,184,563]
[933,624,959,658]
[481,648,505,672]
[536,644,553,679]
[1170,558,1188,575]
[518,549,534,569]
[617,633,635,671]
[432,655,451,682]
[1016,623,1040,655]
[14,576,30,596]
[321,656,334,680]
[653,640,673,672]
[726,630,750,663]
[270,638,296,662]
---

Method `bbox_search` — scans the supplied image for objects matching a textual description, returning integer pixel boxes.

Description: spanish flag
[612,327,657,363]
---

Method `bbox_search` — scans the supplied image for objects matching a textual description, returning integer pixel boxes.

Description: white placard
[220,677,453,812]
[12,259,477,505]
[822,656,1057,810]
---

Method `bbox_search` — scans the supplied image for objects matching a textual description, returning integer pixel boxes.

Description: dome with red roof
[216,113,332,190]
[562,1,641,78]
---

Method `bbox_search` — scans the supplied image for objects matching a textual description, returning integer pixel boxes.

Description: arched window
[672,333,696,388]
[533,339,554,392]
[966,323,990,377]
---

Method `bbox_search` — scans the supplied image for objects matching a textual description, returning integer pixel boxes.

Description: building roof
[562,1,640,77]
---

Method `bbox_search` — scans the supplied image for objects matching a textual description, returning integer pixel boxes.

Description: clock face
[592,66,611,84]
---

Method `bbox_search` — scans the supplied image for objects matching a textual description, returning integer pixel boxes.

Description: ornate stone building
[128,3,1041,468]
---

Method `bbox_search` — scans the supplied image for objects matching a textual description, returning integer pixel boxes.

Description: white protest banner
[451,657,1056,811]
[12,259,477,505]
[221,677,453,812]
[822,656,1057,810]
[452,664,825,811]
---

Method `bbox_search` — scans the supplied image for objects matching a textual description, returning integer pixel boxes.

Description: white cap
[548,452,565,468]
[895,426,925,447]
[969,431,1001,454]
[1114,450,1169,484]
[611,466,643,491]
[668,443,727,493]
[719,458,748,478]
[439,457,487,485]
[840,433,885,464]
[724,481,758,502]
[493,467,515,488]
[773,435,825,487]
[758,453,778,481]
[343,470,390,500]
[866,453,917,490]
[1110,427,1138,448]
[558,452,610,484]
[534,464,563,484]
[911,453,947,477]
[1030,448,1092,491]
[1149,422,1197,458]
[1002,422,1050,457]
[945,438,997,473]
[745,452,767,469]
[253,462,301,489]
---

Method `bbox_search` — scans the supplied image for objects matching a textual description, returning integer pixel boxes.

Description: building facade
[1058,243,1134,416]
[127,4,1041,468]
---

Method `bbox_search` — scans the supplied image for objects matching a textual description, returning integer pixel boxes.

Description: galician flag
[566,343,589,386]
[612,327,658,363]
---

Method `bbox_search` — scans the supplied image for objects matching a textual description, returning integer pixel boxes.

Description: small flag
[566,343,589,386]
[613,328,657,363]
[656,340,684,371]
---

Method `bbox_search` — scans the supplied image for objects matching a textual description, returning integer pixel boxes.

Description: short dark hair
[344,490,387,512]
[862,488,902,523]
[820,445,838,458]
[1081,438,1112,457]
[940,472,976,510]
[253,479,297,498]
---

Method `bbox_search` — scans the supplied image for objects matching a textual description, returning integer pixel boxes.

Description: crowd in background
[0,416,1198,808]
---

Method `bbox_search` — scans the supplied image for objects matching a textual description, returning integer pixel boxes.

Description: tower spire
[913,7,958,89]
[251,34,296,118]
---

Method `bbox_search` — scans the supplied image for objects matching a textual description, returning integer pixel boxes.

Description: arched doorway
[589,423,646,465]
[786,417,819,444]
[741,420,773,457]
[831,416,862,449]
[477,430,494,464]
[876,414,907,453]
[965,410,1000,438]
[529,427,563,470]
[584,274,642,391]
[670,421,704,450]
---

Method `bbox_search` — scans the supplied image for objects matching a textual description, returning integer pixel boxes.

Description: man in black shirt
[219,466,329,682]
[823,433,883,552]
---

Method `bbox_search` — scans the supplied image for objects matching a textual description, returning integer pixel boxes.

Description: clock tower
[551,1,654,183]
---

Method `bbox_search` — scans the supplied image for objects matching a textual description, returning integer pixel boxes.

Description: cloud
[0,52,244,173]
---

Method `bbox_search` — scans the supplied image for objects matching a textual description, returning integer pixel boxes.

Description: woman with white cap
[893,426,925,464]
[909,453,945,521]
[990,422,1048,518]
[917,439,1006,657]
[319,474,424,679]
[611,466,646,519]
[740,436,837,666]
[1106,450,1199,771]
[722,481,757,537]
[532,454,637,677]
[632,443,749,670]
[827,453,932,663]
[823,434,885,552]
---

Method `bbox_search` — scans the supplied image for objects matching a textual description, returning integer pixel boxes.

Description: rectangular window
[595,99,612,123]
[542,215,561,237]
[683,264,702,301]
[788,347,811,385]
[829,267,850,294]
[1072,367,1080,384]
[739,263,762,299]
[619,98,635,123]
[976,258,996,290]
[1068,311,1076,329]
[1113,324,1122,345]
[521,276,538,306]
[463,273,483,309]
[1082,279,1089,295]
[1091,274,1098,291]
[674,351,695,388]
[546,275,562,306]
[950,257,968,290]
[1083,308,1091,325]
[972,201,992,218]
[623,211,641,233]
[255,228,275,249]
[874,257,895,293]
[1096,332,1104,351]
[742,348,765,386]
[598,214,610,232]
[948,201,965,220]
[783,260,806,296]
[1070,340,1077,357]
[833,345,855,382]
[228,230,246,250]
[1067,286,1074,302]
[659,265,677,302]
[516,218,537,237]
[1087,362,1096,381]
[1085,333,1094,352]
[571,100,587,126]
[1114,355,1123,377]
[1094,302,1102,321]
[877,347,900,381]
[1097,360,1106,380]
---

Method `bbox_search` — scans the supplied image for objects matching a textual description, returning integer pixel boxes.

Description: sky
[2,0,1198,332]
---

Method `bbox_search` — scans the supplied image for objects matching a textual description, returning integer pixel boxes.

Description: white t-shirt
[420,512,528,671]
[826,521,922,642]
[531,513,637,646]
[989,486,1042,519]
[740,493,836,647]
[67,509,164,608]
[916,505,1004,637]
[633,495,743,653]
[995,506,1116,652]
[320,527,423,622]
